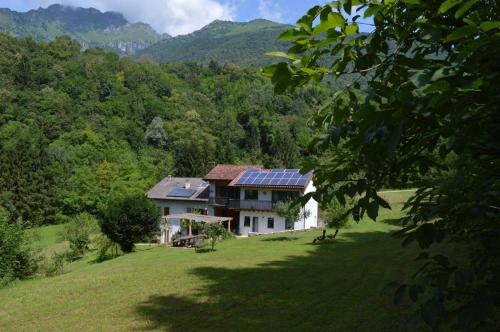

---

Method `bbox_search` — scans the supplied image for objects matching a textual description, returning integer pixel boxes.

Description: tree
[203,223,230,251]
[145,116,168,148]
[0,213,38,286]
[276,200,310,230]
[100,193,160,252]
[59,213,98,259]
[264,1,500,330]
[319,198,354,240]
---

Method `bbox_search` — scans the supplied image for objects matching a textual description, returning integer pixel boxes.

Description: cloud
[257,0,283,22]
[26,0,235,35]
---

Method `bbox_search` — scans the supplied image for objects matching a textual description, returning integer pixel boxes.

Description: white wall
[302,180,318,230]
[154,200,208,243]
[238,211,286,235]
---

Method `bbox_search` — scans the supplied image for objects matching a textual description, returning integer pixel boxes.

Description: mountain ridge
[136,19,291,66]
[0,4,167,55]
[0,4,291,65]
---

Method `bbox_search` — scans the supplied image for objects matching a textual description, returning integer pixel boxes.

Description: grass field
[0,191,426,331]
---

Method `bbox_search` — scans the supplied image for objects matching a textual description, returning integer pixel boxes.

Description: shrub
[59,213,98,259]
[92,233,121,262]
[100,193,160,252]
[0,217,39,286]
[203,223,231,251]
[39,252,65,277]
[314,199,355,243]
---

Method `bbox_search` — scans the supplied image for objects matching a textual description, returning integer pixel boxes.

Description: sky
[0,0,370,36]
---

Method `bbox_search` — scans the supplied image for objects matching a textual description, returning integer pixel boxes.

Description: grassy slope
[0,191,426,331]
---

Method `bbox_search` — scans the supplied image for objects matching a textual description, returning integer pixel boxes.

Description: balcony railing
[208,197,275,211]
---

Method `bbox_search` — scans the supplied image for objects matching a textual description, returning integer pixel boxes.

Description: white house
[203,165,318,236]
[147,177,209,242]
[147,165,319,242]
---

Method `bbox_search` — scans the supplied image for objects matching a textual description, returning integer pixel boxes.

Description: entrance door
[252,217,259,233]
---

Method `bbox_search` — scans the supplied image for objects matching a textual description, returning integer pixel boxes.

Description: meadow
[0,191,427,331]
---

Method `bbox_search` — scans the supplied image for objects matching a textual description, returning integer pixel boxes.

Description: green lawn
[0,191,426,331]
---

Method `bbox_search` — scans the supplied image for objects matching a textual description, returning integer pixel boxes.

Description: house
[146,177,209,242]
[204,165,318,236]
[147,165,318,242]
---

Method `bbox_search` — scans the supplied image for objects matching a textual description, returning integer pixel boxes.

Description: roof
[147,177,209,201]
[163,213,232,224]
[229,168,313,189]
[203,164,263,181]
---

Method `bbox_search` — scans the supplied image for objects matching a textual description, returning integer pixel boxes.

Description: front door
[252,217,259,233]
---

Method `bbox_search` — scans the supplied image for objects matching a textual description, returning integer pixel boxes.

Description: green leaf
[345,24,358,36]
[415,223,435,249]
[314,12,345,35]
[363,5,380,18]
[367,200,379,220]
[444,25,478,42]
[423,80,451,94]
[264,52,300,61]
[278,28,309,41]
[343,0,352,15]
[455,0,479,19]
[438,0,464,13]
[480,21,500,32]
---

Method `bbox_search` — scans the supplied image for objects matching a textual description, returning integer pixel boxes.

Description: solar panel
[234,169,312,187]
[167,188,196,198]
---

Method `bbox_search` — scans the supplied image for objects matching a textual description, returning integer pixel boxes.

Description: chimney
[185,180,191,189]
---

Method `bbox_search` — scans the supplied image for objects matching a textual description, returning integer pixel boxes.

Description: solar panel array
[234,169,311,187]
[167,188,196,198]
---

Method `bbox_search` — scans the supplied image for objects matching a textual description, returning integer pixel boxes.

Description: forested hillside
[0,34,331,226]
[136,19,291,66]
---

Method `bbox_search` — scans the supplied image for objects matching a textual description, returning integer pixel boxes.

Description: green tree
[145,116,168,148]
[59,213,98,259]
[100,193,160,252]
[264,1,500,330]
[203,223,230,251]
[0,214,38,286]
[276,200,311,230]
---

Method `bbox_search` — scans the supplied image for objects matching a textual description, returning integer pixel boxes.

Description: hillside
[136,19,291,66]
[0,33,331,226]
[0,191,426,331]
[0,4,166,55]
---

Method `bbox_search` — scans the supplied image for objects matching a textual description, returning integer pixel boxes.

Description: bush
[203,223,231,251]
[0,217,39,286]
[92,233,121,262]
[39,252,65,277]
[100,193,160,252]
[59,213,98,259]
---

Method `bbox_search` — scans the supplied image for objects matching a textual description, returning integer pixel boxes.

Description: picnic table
[172,235,204,248]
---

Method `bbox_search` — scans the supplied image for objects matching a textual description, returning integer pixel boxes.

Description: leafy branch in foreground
[263,0,499,330]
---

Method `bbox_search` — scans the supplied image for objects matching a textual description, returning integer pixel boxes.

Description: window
[163,208,170,216]
[244,216,251,227]
[245,189,258,200]
[267,217,274,229]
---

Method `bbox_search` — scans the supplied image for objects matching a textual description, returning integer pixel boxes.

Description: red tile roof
[203,164,262,181]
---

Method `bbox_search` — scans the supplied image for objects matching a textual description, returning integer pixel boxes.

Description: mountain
[136,19,292,66]
[0,4,168,55]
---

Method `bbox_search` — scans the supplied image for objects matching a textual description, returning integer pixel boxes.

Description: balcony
[208,197,275,211]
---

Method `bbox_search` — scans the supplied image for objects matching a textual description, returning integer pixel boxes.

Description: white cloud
[29,0,235,35]
[257,0,283,22]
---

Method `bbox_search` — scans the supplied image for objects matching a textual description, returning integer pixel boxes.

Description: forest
[0,33,332,227]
